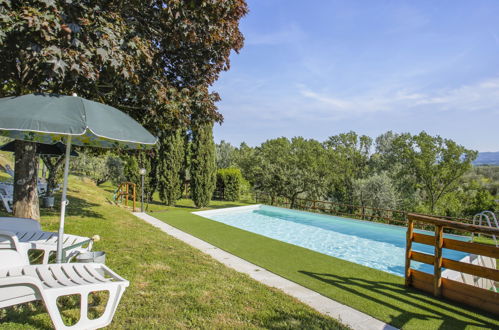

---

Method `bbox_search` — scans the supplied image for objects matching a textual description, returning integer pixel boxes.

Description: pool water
[194,205,470,277]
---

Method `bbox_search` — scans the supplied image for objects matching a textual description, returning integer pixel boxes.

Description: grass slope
[0,178,346,329]
[151,204,499,330]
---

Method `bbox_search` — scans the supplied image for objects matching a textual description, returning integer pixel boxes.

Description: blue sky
[212,0,499,152]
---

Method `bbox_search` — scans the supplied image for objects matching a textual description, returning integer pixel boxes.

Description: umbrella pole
[56,136,72,263]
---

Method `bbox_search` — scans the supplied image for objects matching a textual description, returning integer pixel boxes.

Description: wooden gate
[115,182,136,212]
[405,213,499,314]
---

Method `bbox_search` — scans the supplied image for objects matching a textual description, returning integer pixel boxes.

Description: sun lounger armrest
[0,273,44,288]
[0,230,23,251]
[0,230,30,265]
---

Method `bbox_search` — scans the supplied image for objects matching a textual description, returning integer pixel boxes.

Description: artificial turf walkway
[151,204,499,330]
[0,178,346,329]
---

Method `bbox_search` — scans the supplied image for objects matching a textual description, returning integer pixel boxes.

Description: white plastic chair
[0,183,13,213]
[0,193,12,213]
[0,231,129,329]
[0,217,94,263]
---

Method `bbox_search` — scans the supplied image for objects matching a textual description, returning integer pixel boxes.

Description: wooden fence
[115,182,136,211]
[405,213,499,315]
[254,193,478,228]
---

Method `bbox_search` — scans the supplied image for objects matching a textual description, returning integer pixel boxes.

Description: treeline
[216,131,498,217]
[45,122,218,209]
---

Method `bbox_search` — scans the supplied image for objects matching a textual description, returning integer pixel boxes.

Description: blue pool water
[195,205,470,276]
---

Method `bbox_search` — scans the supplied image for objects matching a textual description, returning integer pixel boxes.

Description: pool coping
[133,212,397,330]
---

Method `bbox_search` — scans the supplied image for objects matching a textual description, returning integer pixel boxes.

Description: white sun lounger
[0,231,129,329]
[0,193,12,213]
[0,184,13,213]
[0,217,94,263]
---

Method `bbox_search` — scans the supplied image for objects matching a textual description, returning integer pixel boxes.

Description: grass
[0,177,347,329]
[150,202,499,330]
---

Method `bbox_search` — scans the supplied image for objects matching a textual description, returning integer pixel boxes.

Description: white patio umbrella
[0,93,157,262]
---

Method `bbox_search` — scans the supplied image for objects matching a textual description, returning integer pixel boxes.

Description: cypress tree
[157,129,185,206]
[190,122,216,208]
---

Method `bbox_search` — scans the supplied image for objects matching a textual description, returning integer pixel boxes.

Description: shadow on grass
[260,309,345,329]
[0,302,52,330]
[299,271,497,330]
[40,195,104,220]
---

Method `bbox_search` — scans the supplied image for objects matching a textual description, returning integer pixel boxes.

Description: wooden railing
[115,182,136,211]
[255,193,408,224]
[405,213,499,315]
[254,193,478,228]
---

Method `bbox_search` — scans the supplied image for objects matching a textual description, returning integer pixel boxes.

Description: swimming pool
[193,205,470,277]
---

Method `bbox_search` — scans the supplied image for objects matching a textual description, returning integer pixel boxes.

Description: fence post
[125,183,129,207]
[405,217,414,286]
[132,183,136,212]
[434,225,443,296]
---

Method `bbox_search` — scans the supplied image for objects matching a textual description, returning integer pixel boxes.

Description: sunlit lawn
[150,198,499,329]
[0,177,346,329]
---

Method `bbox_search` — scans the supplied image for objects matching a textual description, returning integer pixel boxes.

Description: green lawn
[0,178,347,329]
[151,202,499,330]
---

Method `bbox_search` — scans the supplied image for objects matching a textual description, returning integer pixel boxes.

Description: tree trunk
[41,155,64,197]
[13,141,40,220]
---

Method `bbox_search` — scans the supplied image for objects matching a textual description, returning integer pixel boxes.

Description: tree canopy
[0,0,248,216]
[0,0,248,129]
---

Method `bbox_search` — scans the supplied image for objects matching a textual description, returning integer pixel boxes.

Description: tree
[12,141,39,219]
[371,131,419,211]
[250,137,328,208]
[0,0,248,218]
[190,122,216,208]
[324,131,372,205]
[393,132,477,213]
[353,172,399,212]
[40,155,64,197]
[157,129,185,206]
[215,140,236,169]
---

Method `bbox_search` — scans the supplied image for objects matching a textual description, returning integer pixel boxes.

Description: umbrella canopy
[0,141,79,157]
[0,93,157,263]
[0,93,157,149]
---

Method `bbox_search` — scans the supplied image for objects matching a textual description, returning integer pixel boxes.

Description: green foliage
[190,122,216,208]
[41,155,64,197]
[70,152,125,186]
[353,172,398,210]
[215,140,236,169]
[0,1,248,129]
[157,129,185,206]
[392,132,477,213]
[0,0,248,216]
[324,131,372,205]
[234,131,487,218]
[242,137,328,208]
[470,189,496,213]
[122,151,156,204]
[215,167,243,201]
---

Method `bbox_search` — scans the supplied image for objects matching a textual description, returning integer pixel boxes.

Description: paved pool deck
[133,212,397,330]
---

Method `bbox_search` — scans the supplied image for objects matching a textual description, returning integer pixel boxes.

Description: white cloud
[298,78,499,117]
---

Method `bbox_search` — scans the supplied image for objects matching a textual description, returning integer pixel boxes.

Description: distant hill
[474,152,499,166]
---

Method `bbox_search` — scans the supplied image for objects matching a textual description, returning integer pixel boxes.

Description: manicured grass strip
[0,178,347,329]
[152,205,499,330]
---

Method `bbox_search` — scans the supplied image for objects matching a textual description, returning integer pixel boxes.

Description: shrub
[215,168,243,201]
